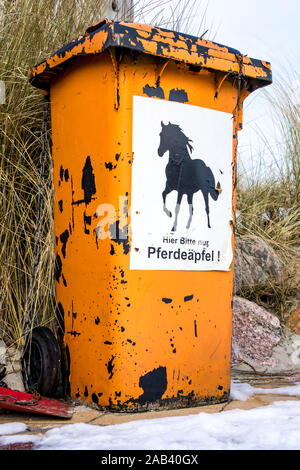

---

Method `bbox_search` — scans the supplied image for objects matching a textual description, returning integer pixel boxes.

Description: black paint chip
[184,294,194,302]
[137,366,168,405]
[107,355,115,379]
[81,156,96,205]
[55,254,62,282]
[60,229,69,258]
[143,84,165,99]
[169,88,188,103]
[91,393,99,404]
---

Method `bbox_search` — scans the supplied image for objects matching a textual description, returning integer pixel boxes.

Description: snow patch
[1,380,300,450]
[230,378,300,401]
[0,422,27,435]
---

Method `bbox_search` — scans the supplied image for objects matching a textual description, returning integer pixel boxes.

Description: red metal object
[0,386,73,419]
[0,442,35,450]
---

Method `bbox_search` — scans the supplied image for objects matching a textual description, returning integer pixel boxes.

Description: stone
[286,302,300,335]
[232,297,300,375]
[3,346,25,392]
[0,341,6,366]
[234,235,284,294]
[232,296,282,371]
[270,328,300,374]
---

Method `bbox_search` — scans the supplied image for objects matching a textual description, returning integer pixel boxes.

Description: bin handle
[85,19,110,35]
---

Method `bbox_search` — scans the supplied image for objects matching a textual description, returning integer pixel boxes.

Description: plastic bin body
[30,21,272,410]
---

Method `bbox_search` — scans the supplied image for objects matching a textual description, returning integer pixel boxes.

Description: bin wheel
[22,326,61,397]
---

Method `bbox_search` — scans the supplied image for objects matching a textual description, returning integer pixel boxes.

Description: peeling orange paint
[29,20,272,94]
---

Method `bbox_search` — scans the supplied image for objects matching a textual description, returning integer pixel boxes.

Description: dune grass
[236,77,300,319]
[0,0,203,347]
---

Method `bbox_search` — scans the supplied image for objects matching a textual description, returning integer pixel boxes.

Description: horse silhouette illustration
[158,122,222,231]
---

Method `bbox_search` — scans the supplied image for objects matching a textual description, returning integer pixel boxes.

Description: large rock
[234,235,284,294]
[232,296,300,375]
[270,328,300,374]
[232,296,282,371]
[0,343,25,391]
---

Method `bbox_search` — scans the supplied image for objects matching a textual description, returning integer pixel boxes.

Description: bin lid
[29,19,272,93]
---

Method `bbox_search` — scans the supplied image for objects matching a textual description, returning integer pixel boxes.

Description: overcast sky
[201,0,299,64]
[197,0,299,176]
[151,0,300,176]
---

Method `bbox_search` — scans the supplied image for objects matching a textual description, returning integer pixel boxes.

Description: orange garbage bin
[29,19,272,410]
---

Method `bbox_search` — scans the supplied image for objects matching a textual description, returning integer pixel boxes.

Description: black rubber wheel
[22,326,61,397]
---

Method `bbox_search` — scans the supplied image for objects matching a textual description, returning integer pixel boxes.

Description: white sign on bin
[130,95,233,271]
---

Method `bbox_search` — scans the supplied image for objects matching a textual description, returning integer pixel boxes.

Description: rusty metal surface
[0,386,73,418]
[47,52,238,410]
[28,20,272,412]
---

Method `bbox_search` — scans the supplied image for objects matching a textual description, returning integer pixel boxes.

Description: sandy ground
[1,372,300,436]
